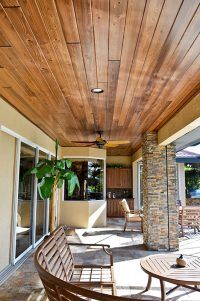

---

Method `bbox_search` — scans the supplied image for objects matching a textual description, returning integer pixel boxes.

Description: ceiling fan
[71,131,130,149]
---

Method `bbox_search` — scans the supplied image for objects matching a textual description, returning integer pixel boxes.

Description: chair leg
[124,221,127,231]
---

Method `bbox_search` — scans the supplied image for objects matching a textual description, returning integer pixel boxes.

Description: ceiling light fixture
[91,88,104,94]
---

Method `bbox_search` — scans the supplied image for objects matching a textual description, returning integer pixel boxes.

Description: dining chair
[120,199,143,232]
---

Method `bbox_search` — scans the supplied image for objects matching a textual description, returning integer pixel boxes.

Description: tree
[25,139,79,231]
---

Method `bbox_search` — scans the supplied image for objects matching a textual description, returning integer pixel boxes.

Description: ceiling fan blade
[71,141,96,144]
[107,140,130,145]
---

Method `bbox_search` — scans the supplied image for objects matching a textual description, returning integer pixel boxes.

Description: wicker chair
[120,199,143,232]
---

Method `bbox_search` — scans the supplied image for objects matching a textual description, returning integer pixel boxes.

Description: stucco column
[142,132,179,251]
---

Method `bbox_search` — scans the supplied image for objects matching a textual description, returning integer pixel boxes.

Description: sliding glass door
[14,141,51,261]
[16,143,35,258]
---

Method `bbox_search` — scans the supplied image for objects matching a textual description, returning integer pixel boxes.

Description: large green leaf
[36,164,54,179]
[65,159,72,168]
[38,177,54,199]
[56,160,65,169]
[59,170,72,179]
[57,178,64,189]
[68,173,80,197]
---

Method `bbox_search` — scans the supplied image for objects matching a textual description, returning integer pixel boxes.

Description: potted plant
[25,139,79,231]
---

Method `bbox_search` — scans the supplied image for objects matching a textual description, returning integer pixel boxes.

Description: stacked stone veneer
[142,132,179,251]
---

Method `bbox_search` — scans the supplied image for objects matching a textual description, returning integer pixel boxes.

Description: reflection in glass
[139,162,143,207]
[16,143,35,258]
[49,155,55,232]
[64,158,104,200]
[35,150,48,242]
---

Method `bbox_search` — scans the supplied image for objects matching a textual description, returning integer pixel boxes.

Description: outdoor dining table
[140,254,200,301]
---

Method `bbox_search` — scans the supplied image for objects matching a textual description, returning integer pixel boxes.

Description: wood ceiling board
[0,0,20,7]
[0,31,11,46]
[114,0,163,127]
[126,0,198,127]
[34,0,87,130]
[92,0,109,83]
[109,0,127,61]
[0,70,57,137]
[112,0,146,125]
[55,0,80,43]
[107,60,120,138]
[0,6,64,112]
[4,6,74,113]
[95,82,107,132]
[67,43,94,126]
[118,0,182,127]
[127,2,200,131]
[146,55,200,131]
[73,0,97,89]
[0,0,199,155]
[18,0,85,138]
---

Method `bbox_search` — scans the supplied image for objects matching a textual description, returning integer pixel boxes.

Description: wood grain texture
[0,0,199,154]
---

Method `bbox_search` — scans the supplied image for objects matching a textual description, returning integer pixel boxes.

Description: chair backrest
[120,199,130,214]
[181,206,200,226]
[37,226,74,282]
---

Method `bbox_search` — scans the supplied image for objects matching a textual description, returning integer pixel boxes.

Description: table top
[140,254,200,286]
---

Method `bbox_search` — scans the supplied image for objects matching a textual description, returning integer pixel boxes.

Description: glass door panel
[16,143,35,258]
[35,150,48,242]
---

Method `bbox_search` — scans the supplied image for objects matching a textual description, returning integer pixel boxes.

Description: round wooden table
[140,254,200,301]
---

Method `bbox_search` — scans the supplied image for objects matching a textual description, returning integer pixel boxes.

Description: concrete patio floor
[0,218,200,301]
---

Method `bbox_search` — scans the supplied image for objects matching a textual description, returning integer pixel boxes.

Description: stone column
[142,132,179,251]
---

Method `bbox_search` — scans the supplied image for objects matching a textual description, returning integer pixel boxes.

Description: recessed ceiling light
[91,88,104,94]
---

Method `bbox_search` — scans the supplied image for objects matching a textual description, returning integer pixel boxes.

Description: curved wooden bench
[34,226,148,300]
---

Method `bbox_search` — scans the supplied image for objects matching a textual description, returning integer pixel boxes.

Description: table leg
[160,280,166,301]
[145,275,152,291]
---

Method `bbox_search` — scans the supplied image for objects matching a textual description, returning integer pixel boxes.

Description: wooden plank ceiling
[0,0,199,155]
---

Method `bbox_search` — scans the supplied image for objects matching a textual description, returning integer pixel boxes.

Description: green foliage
[185,163,200,197]
[24,139,79,199]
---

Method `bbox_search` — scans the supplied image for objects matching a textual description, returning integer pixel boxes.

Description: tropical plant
[25,139,79,231]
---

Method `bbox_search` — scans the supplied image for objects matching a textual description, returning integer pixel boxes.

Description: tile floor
[0,218,200,301]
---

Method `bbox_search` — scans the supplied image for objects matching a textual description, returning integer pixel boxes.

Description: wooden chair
[34,226,149,301]
[120,199,143,232]
[180,206,200,236]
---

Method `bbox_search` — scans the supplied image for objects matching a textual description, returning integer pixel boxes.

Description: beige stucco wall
[0,132,15,271]
[158,93,200,145]
[61,146,106,159]
[59,200,106,228]
[106,156,132,166]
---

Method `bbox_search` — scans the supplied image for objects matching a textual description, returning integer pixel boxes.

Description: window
[64,158,104,200]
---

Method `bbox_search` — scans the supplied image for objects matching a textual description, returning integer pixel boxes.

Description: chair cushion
[121,199,130,213]
[127,213,142,222]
